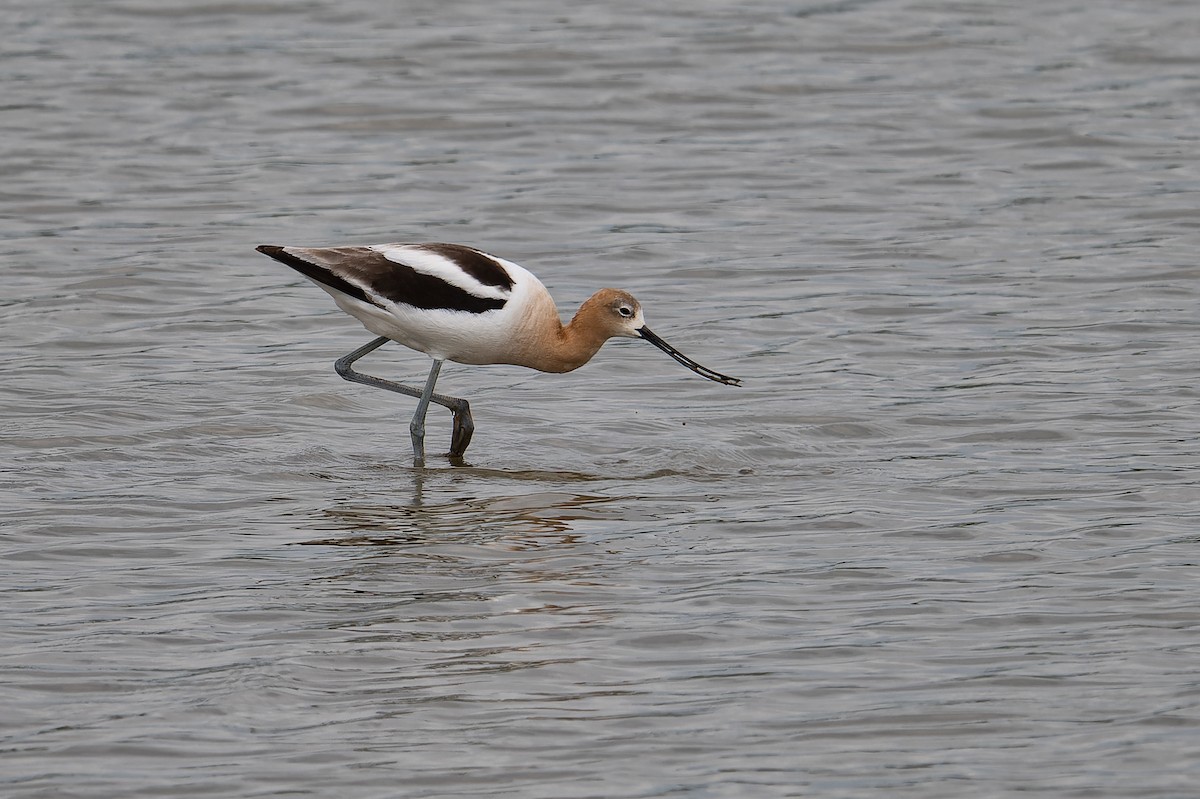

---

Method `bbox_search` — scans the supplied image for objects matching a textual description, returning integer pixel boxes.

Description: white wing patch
[371,244,510,302]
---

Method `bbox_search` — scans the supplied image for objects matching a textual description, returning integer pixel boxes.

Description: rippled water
[4,1,1199,796]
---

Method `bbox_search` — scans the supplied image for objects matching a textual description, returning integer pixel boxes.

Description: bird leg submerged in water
[333,336,474,466]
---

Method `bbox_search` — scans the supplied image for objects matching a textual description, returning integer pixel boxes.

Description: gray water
[3,1,1199,796]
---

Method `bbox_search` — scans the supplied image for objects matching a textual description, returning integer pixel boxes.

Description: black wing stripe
[416,243,516,291]
[257,245,379,307]
[367,248,508,313]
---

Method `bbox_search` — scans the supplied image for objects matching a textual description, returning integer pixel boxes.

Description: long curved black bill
[638,327,741,386]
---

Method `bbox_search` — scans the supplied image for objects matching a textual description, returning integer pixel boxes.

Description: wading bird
[258,242,740,466]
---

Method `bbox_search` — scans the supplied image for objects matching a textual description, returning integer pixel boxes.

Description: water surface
[3,1,1199,796]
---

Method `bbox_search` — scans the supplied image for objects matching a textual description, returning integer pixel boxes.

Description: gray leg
[409,359,443,467]
[333,337,475,463]
[447,399,474,462]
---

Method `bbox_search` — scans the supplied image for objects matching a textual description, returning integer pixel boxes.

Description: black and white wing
[257,243,516,314]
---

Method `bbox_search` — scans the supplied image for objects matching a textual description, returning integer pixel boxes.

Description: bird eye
[617,305,633,318]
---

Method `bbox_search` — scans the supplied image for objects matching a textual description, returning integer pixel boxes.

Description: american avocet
[257,242,740,466]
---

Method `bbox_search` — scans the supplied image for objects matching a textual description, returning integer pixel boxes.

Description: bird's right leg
[444,396,474,462]
[334,337,474,463]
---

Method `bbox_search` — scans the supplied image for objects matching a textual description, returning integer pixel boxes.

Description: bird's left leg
[407,359,443,468]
